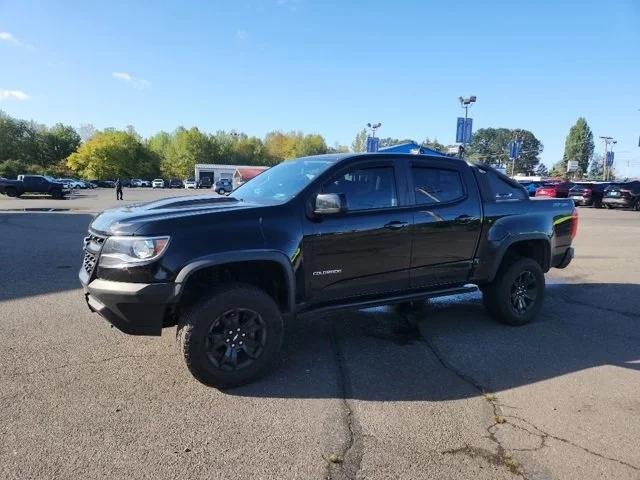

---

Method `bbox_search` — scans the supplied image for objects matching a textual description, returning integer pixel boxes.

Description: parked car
[184,179,197,189]
[131,179,143,188]
[152,179,165,189]
[0,174,69,199]
[57,178,85,189]
[198,177,212,189]
[215,178,233,195]
[569,182,610,208]
[79,153,577,388]
[602,181,640,210]
[535,181,572,198]
[518,181,543,197]
[139,180,152,187]
[169,179,184,189]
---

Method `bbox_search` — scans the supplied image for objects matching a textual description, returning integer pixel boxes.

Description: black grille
[83,251,97,274]
[82,233,106,276]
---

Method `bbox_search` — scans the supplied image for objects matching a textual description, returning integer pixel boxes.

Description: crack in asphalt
[413,313,640,477]
[326,322,364,480]
[405,312,526,478]
[7,352,177,378]
[549,291,640,321]
[503,414,640,472]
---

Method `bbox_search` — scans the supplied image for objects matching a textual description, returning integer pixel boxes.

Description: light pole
[458,96,477,158]
[366,122,382,138]
[600,136,616,181]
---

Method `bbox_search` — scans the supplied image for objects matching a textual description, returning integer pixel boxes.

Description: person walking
[115,178,123,200]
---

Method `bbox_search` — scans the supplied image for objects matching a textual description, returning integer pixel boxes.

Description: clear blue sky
[1,0,639,175]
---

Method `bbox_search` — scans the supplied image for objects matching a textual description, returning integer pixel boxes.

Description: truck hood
[90,195,263,235]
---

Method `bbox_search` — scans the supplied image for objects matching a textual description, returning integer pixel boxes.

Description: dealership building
[194,164,269,188]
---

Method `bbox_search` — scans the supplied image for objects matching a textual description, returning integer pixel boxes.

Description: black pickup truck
[79,153,576,388]
[0,175,69,198]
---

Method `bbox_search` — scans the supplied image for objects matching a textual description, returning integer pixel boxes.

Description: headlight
[99,236,170,267]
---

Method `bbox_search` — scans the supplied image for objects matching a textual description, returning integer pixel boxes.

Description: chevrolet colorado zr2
[79,153,577,388]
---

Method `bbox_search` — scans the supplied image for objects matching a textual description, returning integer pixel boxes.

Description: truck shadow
[231,283,640,401]
[0,213,93,302]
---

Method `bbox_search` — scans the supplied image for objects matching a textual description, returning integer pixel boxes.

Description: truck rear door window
[411,167,464,205]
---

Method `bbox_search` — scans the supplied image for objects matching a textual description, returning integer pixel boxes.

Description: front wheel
[482,257,545,326]
[177,284,284,388]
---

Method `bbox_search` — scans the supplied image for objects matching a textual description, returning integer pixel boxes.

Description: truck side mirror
[314,193,346,215]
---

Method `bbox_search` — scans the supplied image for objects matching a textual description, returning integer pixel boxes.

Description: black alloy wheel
[178,283,284,388]
[510,270,538,315]
[482,256,545,326]
[206,308,267,371]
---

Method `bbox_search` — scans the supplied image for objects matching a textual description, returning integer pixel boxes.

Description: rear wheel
[634,199,640,212]
[483,257,545,326]
[177,283,284,388]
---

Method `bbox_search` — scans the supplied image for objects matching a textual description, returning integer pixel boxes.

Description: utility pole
[599,136,616,180]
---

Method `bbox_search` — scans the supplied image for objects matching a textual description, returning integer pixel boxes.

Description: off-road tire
[177,283,284,388]
[5,187,19,198]
[51,189,64,199]
[482,256,545,326]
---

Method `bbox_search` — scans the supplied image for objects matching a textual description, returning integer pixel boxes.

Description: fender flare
[174,249,296,313]
[487,233,551,281]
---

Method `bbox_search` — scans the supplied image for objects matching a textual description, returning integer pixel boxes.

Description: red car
[535,181,572,198]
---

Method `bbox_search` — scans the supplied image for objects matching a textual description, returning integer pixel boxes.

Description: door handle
[384,221,409,230]
[454,215,476,225]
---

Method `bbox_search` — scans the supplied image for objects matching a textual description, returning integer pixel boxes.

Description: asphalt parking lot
[0,186,214,212]
[0,194,639,479]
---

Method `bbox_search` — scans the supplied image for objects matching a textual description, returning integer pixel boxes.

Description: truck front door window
[323,166,397,211]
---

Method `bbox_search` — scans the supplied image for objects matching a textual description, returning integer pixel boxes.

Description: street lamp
[599,136,616,181]
[366,122,382,138]
[458,96,477,158]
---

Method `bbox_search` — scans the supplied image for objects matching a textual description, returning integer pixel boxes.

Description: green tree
[421,137,446,153]
[588,153,604,179]
[535,163,549,177]
[351,129,367,153]
[163,127,213,178]
[562,117,594,175]
[467,127,543,175]
[549,161,566,178]
[328,143,350,154]
[296,133,327,157]
[67,130,159,179]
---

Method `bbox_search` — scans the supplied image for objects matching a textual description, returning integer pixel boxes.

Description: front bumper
[79,268,180,336]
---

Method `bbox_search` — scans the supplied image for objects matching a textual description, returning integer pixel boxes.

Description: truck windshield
[233,157,335,204]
